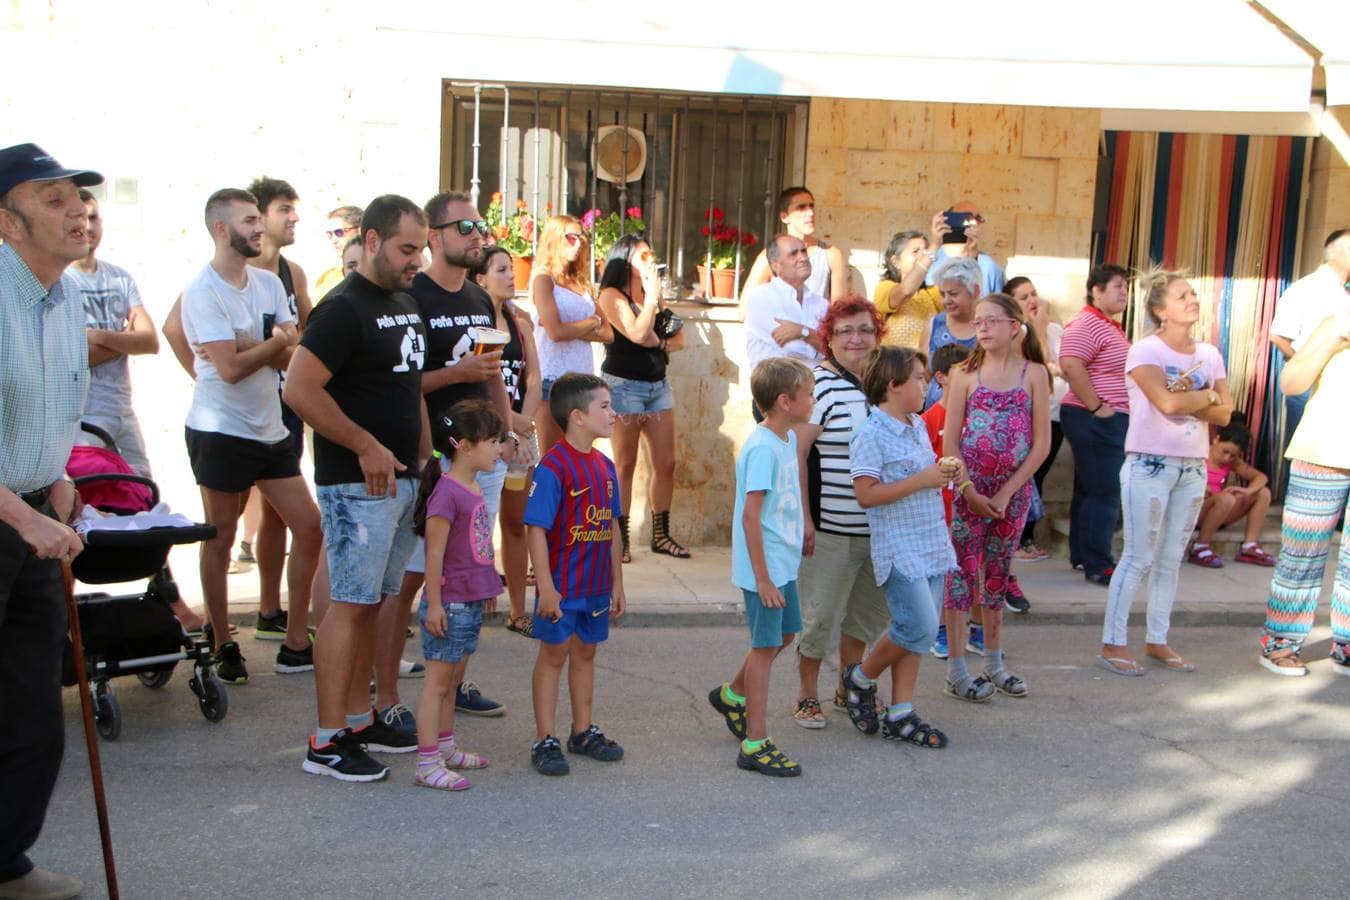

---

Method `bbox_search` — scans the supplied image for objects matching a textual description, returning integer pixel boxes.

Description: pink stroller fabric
[66,445,154,513]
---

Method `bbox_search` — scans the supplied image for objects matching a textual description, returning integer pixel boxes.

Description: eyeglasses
[563,232,584,245]
[431,219,490,237]
[832,325,878,338]
[325,227,351,239]
[972,316,1016,329]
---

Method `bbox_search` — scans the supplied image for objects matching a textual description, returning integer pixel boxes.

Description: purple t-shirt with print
[425,475,502,603]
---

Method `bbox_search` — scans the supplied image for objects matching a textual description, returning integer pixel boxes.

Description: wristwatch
[800,325,811,340]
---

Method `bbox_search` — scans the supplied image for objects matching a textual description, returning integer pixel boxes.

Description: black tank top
[600,289,667,382]
[277,256,297,319]
[499,305,527,413]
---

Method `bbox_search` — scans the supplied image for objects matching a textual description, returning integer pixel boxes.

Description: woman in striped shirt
[1059,265,1132,586]
[790,295,891,728]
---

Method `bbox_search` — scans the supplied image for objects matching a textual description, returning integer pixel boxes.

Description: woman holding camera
[597,235,688,562]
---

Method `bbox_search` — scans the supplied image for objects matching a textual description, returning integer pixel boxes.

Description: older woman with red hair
[789,294,892,728]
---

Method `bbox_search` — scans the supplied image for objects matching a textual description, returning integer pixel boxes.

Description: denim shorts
[602,374,674,416]
[742,580,803,649]
[532,594,611,646]
[419,598,485,663]
[405,459,507,575]
[882,570,944,655]
[317,479,418,604]
[540,377,554,402]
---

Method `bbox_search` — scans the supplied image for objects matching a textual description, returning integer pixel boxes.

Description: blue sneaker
[376,702,417,739]
[455,681,505,717]
[931,625,949,660]
[966,625,986,656]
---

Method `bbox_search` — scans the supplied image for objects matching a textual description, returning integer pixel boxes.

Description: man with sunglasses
[313,204,363,302]
[375,191,513,732]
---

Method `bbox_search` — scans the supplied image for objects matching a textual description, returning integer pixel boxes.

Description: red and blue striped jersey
[523,440,622,599]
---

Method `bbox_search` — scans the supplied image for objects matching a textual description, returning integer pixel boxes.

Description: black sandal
[842,664,879,735]
[649,510,690,558]
[617,514,632,564]
[882,711,948,748]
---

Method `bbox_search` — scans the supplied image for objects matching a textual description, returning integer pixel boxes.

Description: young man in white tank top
[739,186,847,304]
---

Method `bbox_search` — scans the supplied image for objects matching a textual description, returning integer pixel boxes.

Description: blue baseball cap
[0,143,103,198]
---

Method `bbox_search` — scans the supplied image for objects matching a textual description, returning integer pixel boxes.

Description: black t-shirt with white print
[299,271,427,486]
[408,271,495,422]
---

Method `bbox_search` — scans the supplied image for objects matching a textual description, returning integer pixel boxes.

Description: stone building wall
[1301,107,1350,273]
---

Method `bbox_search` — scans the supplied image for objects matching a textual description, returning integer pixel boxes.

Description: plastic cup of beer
[472,326,509,355]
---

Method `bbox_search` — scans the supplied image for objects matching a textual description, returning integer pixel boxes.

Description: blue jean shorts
[317,479,418,604]
[419,598,485,663]
[742,580,802,649]
[602,374,674,416]
[533,594,611,645]
[883,570,944,655]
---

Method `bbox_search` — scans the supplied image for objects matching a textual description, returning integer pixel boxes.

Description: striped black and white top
[809,365,869,537]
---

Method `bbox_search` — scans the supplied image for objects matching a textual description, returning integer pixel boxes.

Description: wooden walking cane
[60,560,120,900]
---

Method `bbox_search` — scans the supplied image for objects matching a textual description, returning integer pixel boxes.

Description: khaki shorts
[797,530,888,660]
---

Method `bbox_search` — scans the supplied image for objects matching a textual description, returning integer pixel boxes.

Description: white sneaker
[399,659,426,678]
[0,867,83,900]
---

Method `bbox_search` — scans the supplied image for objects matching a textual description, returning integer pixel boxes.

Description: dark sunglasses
[431,218,490,237]
[325,227,351,238]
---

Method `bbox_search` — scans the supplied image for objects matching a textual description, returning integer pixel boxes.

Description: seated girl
[1189,413,1275,568]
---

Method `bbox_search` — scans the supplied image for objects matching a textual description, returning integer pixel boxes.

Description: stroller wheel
[137,665,175,690]
[93,683,122,741]
[198,674,229,723]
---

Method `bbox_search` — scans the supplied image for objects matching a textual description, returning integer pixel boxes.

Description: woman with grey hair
[919,256,981,409]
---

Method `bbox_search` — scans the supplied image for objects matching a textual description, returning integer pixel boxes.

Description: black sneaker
[707,684,748,739]
[255,610,287,640]
[736,738,802,777]
[1005,577,1031,614]
[302,729,389,782]
[214,641,248,684]
[356,714,417,754]
[455,681,504,716]
[841,663,879,735]
[274,642,314,673]
[567,725,624,761]
[531,736,570,775]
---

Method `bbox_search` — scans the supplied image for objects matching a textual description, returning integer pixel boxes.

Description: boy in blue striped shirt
[524,373,627,775]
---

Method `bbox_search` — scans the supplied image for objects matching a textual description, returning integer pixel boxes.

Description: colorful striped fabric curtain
[1095,131,1311,494]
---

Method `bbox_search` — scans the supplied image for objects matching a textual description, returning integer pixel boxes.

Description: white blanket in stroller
[75,503,197,534]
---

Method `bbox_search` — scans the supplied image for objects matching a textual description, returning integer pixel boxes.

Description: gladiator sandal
[617,514,632,564]
[649,510,690,559]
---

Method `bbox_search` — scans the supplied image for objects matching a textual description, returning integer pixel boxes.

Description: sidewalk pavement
[125,539,1299,631]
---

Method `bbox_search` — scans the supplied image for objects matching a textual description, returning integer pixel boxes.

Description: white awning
[401,0,1318,112]
[1259,0,1350,106]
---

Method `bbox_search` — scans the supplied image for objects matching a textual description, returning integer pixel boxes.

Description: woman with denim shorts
[1097,270,1232,676]
[596,235,688,561]
[531,216,613,453]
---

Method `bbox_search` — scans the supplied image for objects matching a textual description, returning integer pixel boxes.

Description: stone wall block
[1014,213,1092,259]
[958,155,1058,216]
[805,145,848,207]
[1022,107,1100,159]
[845,149,918,208]
[1055,157,1098,219]
[932,103,1024,156]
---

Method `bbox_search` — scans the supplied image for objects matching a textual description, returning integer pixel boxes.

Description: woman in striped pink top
[1059,265,1132,586]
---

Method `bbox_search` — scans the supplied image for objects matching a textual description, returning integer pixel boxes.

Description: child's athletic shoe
[567,725,624,761]
[1005,578,1031,614]
[931,624,949,659]
[736,739,802,777]
[708,684,748,739]
[302,730,389,782]
[966,625,986,656]
[531,736,570,775]
[359,713,417,753]
[274,642,314,673]
[214,641,249,684]
[841,663,879,735]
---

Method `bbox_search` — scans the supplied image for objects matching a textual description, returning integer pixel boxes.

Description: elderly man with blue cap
[0,142,102,900]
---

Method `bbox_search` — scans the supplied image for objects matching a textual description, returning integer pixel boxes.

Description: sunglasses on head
[432,219,490,237]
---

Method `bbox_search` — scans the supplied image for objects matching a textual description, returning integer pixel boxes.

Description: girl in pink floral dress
[942,293,1051,703]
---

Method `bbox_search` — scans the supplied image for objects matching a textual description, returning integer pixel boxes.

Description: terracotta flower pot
[511,255,534,293]
[697,264,738,300]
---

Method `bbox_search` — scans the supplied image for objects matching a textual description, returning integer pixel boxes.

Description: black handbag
[654,307,684,339]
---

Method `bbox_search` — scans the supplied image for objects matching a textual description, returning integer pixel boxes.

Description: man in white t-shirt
[743,235,828,369]
[1269,229,1350,443]
[68,189,159,474]
[179,188,322,686]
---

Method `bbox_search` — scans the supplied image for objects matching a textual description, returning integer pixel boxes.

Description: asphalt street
[38,623,1350,898]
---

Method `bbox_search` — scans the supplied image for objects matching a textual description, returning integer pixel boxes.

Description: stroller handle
[73,473,161,508]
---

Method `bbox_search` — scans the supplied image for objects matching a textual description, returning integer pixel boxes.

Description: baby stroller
[63,422,227,739]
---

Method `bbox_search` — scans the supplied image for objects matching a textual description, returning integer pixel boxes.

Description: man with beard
[238,176,317,664]
[0,142,100,900]
[179,188,321,687]
[370,191,513,735]
[284,195,430,781]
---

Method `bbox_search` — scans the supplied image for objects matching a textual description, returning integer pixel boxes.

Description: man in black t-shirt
[283,194,430,782]
[382,190,515,720]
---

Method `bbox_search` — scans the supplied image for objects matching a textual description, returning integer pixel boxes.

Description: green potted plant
[584,206,646,267]
[485,193,540,291]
